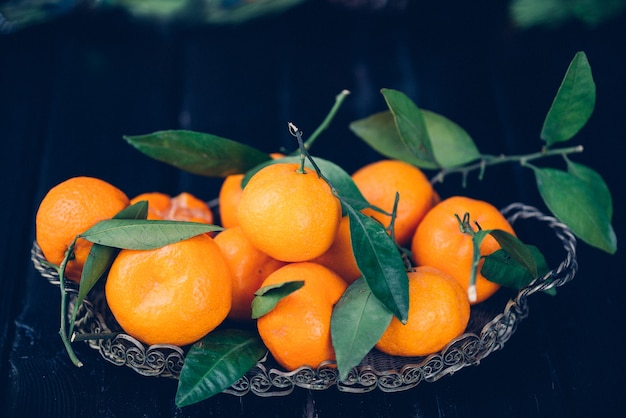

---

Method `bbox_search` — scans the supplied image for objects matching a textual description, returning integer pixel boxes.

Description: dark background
[1,1,625,416]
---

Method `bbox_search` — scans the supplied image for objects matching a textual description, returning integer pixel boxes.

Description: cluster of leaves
[50,51,615,408]
[350,51,615,255]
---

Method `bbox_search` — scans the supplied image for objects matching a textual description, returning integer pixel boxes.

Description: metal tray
[31,203,578,396]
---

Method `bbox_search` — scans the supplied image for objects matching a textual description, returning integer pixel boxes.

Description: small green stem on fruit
[288,122,340,197]
[58,237,83,367]
[289,122,307,174]
[387,192,401,245]
[304,89,351,150]
[454,213,480,303]
[431,145,584,185]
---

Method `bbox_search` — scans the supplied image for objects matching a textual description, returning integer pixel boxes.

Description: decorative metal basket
[32,203,577,396]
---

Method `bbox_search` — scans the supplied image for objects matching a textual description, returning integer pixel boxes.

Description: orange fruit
[237,163,342,262]
[214,226,287,321]
[218,174,245,229]
[256,262,348,370]
[351,159,435,246]
[35,176,130,282]
[105,234,232,346]
[411,196,516,304]
[312,216,361,284]
[218,153,284,229]
[375,266,470,357]
[130,191,214,224]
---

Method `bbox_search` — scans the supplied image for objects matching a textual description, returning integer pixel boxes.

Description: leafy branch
[350,51,617,255]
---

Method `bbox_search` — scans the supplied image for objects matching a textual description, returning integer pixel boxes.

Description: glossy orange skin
[411,196,517,304]
[351,159,436,246]
[312,216,362,284]
[237,163,342,262]
[256,262,348,371]
[218,153,284,229]
[105,234,232,346]
[130,191,214,224]
[214,226,287,321]
[36,176,130,282]
[376,266,470,357]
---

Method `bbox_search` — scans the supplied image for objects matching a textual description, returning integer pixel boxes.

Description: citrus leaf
[488,229,538,278]
[349,111,439,169]
[566,159,613,220]
[540,51,596,146]
[175,329,266,408]
[344,203,409,323]
[124,130,272,177]
[79,219,223,250]
[533,167,616,254]
[69,201,149,336]
[482,246,550,291]
[251,280,305,319]
[380,89,438,167]
[331,277,392,381]
[350,109,480,169]
[422,109,481,168]
[242,155,370,210]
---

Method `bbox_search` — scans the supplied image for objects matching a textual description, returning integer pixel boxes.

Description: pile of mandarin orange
[35,158,516,372]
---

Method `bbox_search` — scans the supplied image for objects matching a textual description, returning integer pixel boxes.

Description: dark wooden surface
[1,2,625,417]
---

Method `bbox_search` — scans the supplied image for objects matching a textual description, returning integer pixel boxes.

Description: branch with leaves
[350,51,616,255]
[43,50,616,407]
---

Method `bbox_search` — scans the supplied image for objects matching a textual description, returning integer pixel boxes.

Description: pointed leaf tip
[540,51,596,146]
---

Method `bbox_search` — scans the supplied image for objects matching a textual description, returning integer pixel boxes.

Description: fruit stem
[431,144,584,185]
[288,122,308,174]
[57,237,84,367]
[304,89,351,150]
[454,213,480,303]
[288,122,341,197]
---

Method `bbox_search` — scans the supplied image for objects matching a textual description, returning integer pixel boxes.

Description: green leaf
[540,51,596,146]
[242,155,370,210]
[421,109,481,168]
[251,281,305,319]
[349,111,439,169]
[69,201,150,336]
[124,130,272,177]
[482,246,550,290]
[533,167,616,254]
[488,229,538,278]
[175,329,267,408]
[380,89,438,167]
[79,219,223,250]
[330,277,392,381]
[344,203,409,323]
[566,159,613,220]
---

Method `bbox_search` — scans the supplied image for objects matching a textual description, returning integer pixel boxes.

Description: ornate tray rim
[31,202,578,396]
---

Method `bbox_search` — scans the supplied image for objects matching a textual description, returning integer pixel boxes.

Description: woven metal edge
[31,203,578,396]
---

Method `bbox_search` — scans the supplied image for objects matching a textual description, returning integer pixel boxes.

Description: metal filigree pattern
[32,203,578,396]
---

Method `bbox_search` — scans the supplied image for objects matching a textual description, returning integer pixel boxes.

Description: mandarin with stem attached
[237,163,341,262]
[411,196,517,304]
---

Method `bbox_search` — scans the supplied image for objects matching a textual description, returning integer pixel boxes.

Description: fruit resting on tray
[33,52,616,407]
